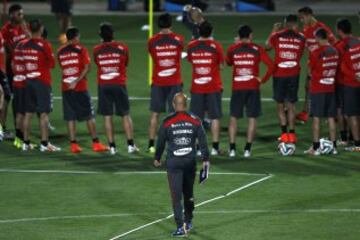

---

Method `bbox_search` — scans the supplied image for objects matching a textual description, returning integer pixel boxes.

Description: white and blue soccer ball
[278,142,296,156]
[320,138,334,154]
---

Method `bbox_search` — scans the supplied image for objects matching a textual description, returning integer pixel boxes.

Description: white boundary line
[109,174,273,240]
[51,96,305,102]
[1,208,358,224]
[0,169,267,176]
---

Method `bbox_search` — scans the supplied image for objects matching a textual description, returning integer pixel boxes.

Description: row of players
[0,5,359,157]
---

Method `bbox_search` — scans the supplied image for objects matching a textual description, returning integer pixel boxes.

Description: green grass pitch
[0,14,359,239]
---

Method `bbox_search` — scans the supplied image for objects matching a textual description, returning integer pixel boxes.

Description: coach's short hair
[337,18,352,34]
[158,13,172,29]
[66,27,80,41]
[29,19,43,34]
[298,6,313,15]
[199,21,213,38]
[99,22,114,42]
[238,25,252,39]
[315,28,327,40]
[285,14,298,23]
[9,4,22,15]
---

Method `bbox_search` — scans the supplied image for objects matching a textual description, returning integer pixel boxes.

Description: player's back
[341,36,360,87]
[227,41,264,90]
[58,43,90,91]
[309,45,339,93]
[93,41,128,86]
[269,29,305,77]
[148,32,184,86]
[12,39,27,88]
[187,39,224,93]
[22,38,54,85]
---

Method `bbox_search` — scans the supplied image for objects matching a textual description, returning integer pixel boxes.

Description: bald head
[173,92,188,112]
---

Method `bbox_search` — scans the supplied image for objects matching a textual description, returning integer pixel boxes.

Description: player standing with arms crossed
[93,23,138,155]
[22,19,60,152]
[304,29,339,155]
[58,27,108,153]
[296,6,336,124]
[154,93,209,237]
[227,25,274,158]
[187,21,224,156]
[147,13,184,153]
[336,20,360,152]
[266,14,305,144]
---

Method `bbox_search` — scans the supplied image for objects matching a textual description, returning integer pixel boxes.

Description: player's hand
[153,160,162,168]
[256,77,262,83]
[356,74,360,82]
[68,80,78,89]
[272,22,282,32]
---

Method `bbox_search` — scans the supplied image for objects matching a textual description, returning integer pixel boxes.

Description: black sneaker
[172,226,187,237]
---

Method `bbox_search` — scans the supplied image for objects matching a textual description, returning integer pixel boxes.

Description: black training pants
[167,158,196,227]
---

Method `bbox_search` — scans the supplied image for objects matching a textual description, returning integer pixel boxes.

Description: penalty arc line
[108,174,273,240]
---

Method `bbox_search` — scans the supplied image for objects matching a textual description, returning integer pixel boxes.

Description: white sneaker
[109,146,117,155]
[304,147,321,156]
[332,148,338,155]
[40,143,61,152]
[211,148,219,156]
[0,131,3,142]
[244,150,251,158]
[229,149,236,157]
[128,145,139,154]
[22,143,31,151]
[196,150,202,156]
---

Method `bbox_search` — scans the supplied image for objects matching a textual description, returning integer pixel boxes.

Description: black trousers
[167,159,196,227]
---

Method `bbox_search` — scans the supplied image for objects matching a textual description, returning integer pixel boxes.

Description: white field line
[109,174,273,240]
[0,169,267,176]
[51,96,305,102]
[1,208,358,224]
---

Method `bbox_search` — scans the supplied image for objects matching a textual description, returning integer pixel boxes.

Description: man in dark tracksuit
[154,93,210,237]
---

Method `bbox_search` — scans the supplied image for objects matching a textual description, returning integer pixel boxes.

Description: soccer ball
[320,138,334,154]
[278,142,296,156]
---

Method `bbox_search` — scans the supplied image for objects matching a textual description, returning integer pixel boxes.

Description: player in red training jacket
[296,6,336,123]
[304,29,339,156]
[22,19,60,152]
[187,21,224,156]
[266,14,305,144]
[336,19,360,152]
[147,13,184,153]
[58,27,108,154]
[1,4,30,139]
[93,22,138,155]
[227,25,274,158]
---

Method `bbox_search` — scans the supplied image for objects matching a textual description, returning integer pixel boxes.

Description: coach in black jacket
[154,92,210,236]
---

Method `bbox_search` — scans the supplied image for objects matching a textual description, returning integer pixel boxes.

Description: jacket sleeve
[155,124,167,160]
[197,124,209,162]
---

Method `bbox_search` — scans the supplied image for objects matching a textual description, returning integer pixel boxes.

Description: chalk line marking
[51,96,305,102]
[109,174,273,240]
[0,169,266,176]
[1,208,358,224]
